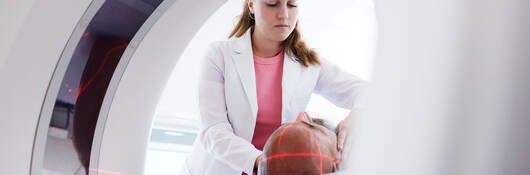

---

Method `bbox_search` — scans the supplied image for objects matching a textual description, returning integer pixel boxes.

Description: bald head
[258,113,339,175]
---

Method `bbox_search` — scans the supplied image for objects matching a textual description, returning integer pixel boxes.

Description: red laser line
[308,128,323,175]
[277,111,309,149]
[88,168,126,175]
[260,153,340,163]
[76,43,128,100]
[277,122,295,150]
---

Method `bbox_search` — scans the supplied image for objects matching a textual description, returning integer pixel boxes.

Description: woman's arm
[314,58,366,110]
[198,43,261,174]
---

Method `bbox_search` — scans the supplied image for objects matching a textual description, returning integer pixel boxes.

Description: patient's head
[258,112,339,175]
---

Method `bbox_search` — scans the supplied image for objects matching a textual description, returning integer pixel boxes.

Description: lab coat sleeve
[197,43,261,174]
[314,58,367,110]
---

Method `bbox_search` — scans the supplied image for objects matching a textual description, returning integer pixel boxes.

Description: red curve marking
[76,43,128,100]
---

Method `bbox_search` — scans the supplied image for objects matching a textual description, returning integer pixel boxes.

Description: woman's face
[249,0,299,42]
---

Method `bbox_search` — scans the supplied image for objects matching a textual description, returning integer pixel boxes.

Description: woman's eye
[266,3,277,7]
[288,4,297,8]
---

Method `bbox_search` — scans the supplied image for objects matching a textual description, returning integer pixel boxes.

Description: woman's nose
[277,5,289,19]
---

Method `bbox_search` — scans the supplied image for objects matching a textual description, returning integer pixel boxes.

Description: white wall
[0,0,36,68]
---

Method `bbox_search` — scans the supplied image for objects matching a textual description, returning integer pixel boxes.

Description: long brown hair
[228,0,320,67]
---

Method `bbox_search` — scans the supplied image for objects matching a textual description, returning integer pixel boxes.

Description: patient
[258,112,339,175]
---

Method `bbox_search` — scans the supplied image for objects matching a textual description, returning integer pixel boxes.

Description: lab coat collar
[231,30,258,120]
[231,29,253,55]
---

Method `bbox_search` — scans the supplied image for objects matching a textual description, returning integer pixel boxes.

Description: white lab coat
[182,30,366,175]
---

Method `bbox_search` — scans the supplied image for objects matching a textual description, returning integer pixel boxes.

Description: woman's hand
[336,108,360,161]
[335,109,358,169]
[336,112,354,152]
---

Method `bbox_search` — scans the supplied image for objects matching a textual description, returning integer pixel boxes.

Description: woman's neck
[251,30,282,58]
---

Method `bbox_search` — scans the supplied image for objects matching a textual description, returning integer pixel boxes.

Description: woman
[183,0,365,174]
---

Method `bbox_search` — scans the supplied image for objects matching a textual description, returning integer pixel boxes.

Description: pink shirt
[251,51,284,150]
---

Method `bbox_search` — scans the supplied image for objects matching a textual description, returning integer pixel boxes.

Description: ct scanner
[1,0,529,175]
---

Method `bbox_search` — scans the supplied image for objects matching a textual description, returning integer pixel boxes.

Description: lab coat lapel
[281,52,303,123]
[231,31,258,119]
